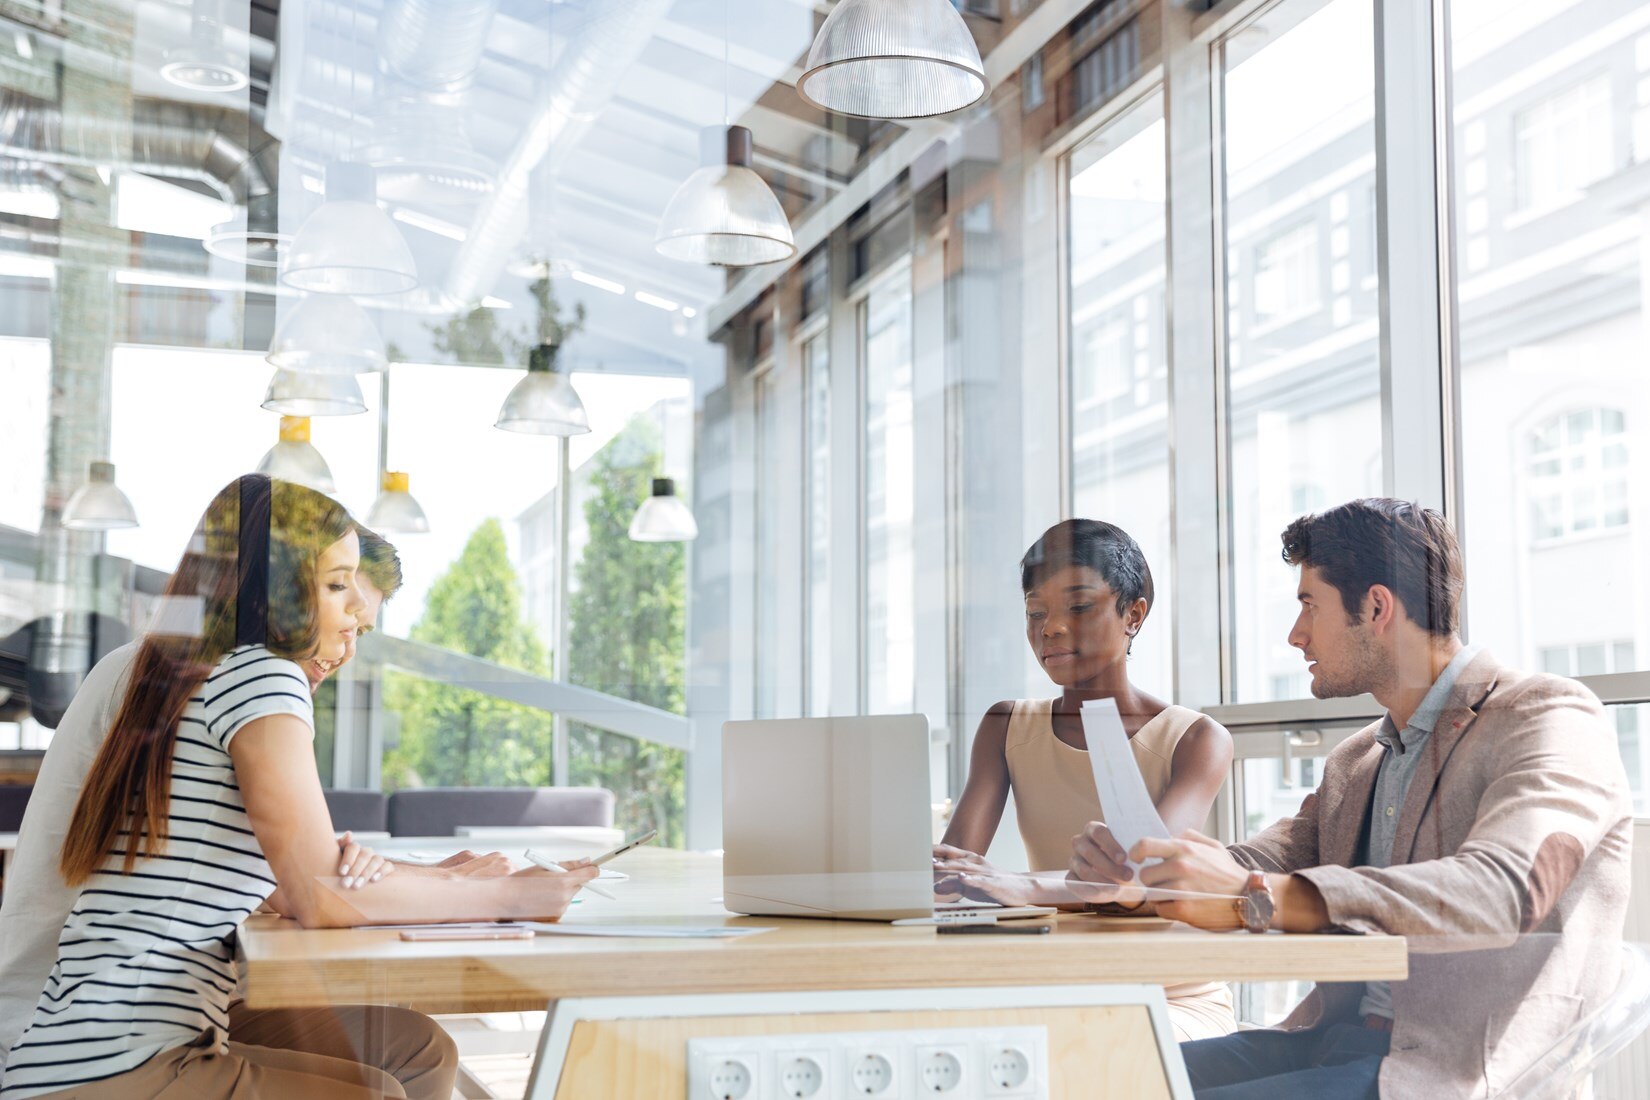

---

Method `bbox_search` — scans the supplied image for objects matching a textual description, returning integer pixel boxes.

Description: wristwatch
[1237,870,1275,933]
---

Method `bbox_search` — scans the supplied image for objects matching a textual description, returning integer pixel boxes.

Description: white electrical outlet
[917,1046,966,1093]
[688,1025,1048,1100]
[777,1052,828,1099]
[984,1045,1034,1096]
[846,1050,897,1097]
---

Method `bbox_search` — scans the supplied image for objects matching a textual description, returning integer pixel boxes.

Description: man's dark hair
[1280,498,1462,637]
[355,525,404,599]
[1020,518,1154,617]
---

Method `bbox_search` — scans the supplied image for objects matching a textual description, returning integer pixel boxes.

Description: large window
[1513,75,1614,213]
[1221,0,1383,703]
[863,264,916,715]
[755,366,782,719]
[1451,0,1649,799]
[1066,93,1173,694]
[1526,408,1630,541]
[804,334,832,716]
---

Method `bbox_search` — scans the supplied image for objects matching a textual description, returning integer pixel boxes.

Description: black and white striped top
[1,646,312,1098]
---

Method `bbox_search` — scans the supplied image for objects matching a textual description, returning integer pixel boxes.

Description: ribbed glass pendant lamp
[262,368,366,417]
[655,126,796,267]
[628,478,699,542]
[797,0,988,119]
[62,462,138,531]
[266,293,387,375]
[255,416,337,494]
[367,471,429,533]
[280,161,418,296]
[494,341,591,436]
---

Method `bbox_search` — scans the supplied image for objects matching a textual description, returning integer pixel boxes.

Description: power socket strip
[686,1024,1048,1099]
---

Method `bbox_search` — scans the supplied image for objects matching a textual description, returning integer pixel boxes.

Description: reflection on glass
[1222,0,1383,703]
[863,265,915,715]
[1067,92,1171,693]
[1450,0,1649,806]
[805,335,832,716]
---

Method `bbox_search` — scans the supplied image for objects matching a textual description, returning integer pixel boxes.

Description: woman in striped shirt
[4,476,595,1100]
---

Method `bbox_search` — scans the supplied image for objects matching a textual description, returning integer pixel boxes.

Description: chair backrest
[1493,942,1650,1099]
[386,786,616,836]
[321,789,388,834]
[0,785,32,832]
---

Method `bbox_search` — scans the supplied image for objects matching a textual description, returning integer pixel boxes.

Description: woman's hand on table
[337,832,393,890]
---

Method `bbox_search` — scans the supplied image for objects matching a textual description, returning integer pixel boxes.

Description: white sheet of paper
[519,922,773,939]
[1081,697,1172,876]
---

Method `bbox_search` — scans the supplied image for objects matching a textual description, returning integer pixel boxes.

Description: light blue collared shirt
[1359,644,1479,1020]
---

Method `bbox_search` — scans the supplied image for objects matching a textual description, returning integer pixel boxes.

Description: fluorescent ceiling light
[391,207,468,242]
[115,172,231,241]
[481,295,511,309]
[0,254,55,280]
[681,306,698,319]
[570,270,625,295]
[0,190,59,219]
[634,290,680,312]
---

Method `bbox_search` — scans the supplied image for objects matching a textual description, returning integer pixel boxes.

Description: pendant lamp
[62,461,138,531]
[797,0,988,119]
[494,341,590,436]
[655,126,796,267]
[280,161,418,296]
[255,416,337,494]
[366,471,429,533]
[261,368,367,417]
[266,293,387,375]
[628,478,698,542]
[161,0,250,93]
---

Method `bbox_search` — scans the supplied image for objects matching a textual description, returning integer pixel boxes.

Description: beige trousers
[32,1004,457,1100]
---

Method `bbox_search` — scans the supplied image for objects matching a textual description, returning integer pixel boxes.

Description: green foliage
[381,519,555,790]
[567,415,688,848]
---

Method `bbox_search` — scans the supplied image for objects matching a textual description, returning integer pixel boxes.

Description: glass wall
[1449,0,1650,812]
[1221,0,1384,704]
[862,263,916,716]
[804,332,832,717]
[1066,92,1172,694]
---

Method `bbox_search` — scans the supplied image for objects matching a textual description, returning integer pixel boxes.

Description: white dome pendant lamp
[495,340,591,436]
[255,416,337,494]
[280,161,418,296]
[628,478,699,542]
[367,471,429,533]
[261,368,367,417]
[656,125,795,267]
[62,461,139,531]
[797,0,988,120]
[266,293,388,376]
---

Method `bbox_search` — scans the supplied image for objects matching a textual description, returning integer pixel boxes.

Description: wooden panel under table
[238,849,1406,1015]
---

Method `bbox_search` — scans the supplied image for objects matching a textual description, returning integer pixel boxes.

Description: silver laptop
[722,715,934,921]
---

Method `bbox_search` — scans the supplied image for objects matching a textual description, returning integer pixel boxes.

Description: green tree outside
[381,519,555,789]
[567,414,688,847]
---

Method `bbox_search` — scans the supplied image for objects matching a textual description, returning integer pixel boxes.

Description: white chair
[1494,943,1650,1099]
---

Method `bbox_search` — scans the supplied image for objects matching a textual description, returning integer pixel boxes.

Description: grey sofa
[386,786,615,837]
[322,789,389,834]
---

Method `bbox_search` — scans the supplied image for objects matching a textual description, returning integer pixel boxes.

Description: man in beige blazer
[1071,498,1632,1099]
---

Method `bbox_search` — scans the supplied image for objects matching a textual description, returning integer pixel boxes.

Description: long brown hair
[60,476,353,885]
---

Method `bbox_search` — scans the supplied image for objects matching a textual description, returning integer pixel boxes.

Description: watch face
[1243,892,1275,932]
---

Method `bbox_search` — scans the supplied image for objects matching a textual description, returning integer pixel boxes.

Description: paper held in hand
[1081,697,1172,877]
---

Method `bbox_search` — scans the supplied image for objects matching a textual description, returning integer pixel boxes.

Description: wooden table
[240,849,1406,1099]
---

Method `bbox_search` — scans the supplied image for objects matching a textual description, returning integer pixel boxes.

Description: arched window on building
[1527,408,1629,542]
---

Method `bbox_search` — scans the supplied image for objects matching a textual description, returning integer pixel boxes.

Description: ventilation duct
[444,0,672,305]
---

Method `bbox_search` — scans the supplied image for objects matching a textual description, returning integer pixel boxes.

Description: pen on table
[936,923,1052,935]
[523,850,617,900]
